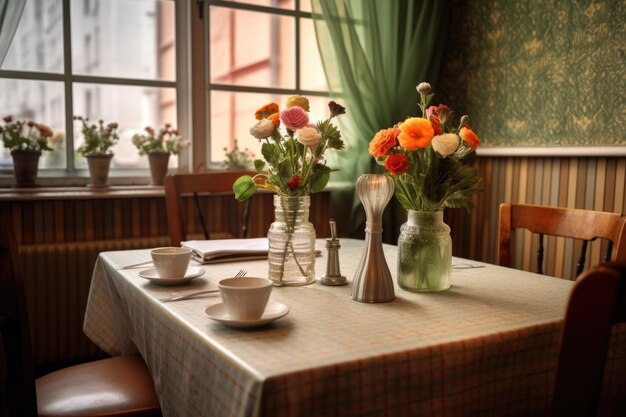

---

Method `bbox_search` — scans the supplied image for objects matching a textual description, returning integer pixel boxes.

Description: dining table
[83,238,626,417]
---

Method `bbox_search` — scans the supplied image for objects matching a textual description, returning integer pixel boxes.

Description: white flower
[431,133,460,157]
[132,134,143,147]
[295,126,321,146]
[249,119,275,140]
[416,82,431,94]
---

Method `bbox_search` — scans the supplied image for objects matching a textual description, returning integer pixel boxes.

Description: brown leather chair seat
[36,353,160,417]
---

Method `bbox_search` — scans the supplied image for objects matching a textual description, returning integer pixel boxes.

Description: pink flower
[3,115,12,123]
[280,106,309,131]
[426,104,450,121]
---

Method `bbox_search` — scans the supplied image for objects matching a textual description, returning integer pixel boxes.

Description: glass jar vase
[267,195,316,286]
[397,210,452,292]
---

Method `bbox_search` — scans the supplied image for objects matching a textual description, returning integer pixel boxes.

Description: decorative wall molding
[478,146,626,157]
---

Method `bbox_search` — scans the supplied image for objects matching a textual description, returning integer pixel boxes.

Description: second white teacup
[218,277,273,320]
[150,247,193,278]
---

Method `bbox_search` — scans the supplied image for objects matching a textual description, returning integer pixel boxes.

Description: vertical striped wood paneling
[19,237,169,370]
[448,156,626,280]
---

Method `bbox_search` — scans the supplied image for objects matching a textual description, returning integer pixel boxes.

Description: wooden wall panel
[448,156,626,280]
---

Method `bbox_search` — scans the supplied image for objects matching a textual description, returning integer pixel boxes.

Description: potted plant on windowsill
[0,115,53,187]
[75,116,119,188]
[132,123,189,185]
[223,139,255,170]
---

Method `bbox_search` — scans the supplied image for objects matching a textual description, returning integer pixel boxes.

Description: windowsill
[0,184,165,201]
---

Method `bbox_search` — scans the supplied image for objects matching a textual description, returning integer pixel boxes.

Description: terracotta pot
[148,152,170,185]
[86,154,113,187]
[11,150,42,187]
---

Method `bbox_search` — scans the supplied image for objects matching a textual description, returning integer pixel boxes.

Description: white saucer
[138,266,205,285]
[204,301,289,328]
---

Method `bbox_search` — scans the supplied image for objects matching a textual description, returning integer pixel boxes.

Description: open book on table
[181,238,322,264]
[181,238,270,264]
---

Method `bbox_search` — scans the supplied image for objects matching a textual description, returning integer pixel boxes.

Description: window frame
[198,0,330,169]
[0,0,191,187]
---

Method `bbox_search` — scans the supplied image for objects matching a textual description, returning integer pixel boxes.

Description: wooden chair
[498,203,626,277]
[552,262,626,417]
[164,171,255,246]
[0,209,161,417]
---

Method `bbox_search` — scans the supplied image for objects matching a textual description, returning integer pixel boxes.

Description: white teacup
[218,277,273,320]
[150,247,192,278]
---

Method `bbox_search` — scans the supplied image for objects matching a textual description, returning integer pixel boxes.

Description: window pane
[210,7,295,89]
[300,0,312,12]
[226,0,295,10]
[1,0,64,73]
[210,91,333,164]
[0,79,66,169]
[73,83,177,169]
[299,18,327,91]
[70,0,175,81]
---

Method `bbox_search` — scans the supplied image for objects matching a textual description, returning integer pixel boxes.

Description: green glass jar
[397,210,452,292]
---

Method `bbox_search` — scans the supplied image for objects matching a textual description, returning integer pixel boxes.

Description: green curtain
[311,0,451,239]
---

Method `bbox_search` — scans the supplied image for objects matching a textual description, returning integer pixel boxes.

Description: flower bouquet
[369,82,482,292]
[223,139,255,170]
[0,116,54,152]
[0,115,54,186]
[233,95,346,285]
[132,123,189,185]
[74,116,119,187]
[75,116,119,157]
[132,123,188,156]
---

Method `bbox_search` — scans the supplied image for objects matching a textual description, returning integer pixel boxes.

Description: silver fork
[159,270,247,303]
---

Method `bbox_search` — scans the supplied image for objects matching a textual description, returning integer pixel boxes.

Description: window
[0,0,181,182]
[204,0,330,166]
[1,0,330,182]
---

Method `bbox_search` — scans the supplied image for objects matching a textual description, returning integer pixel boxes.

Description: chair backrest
[0,209,37,416]
[498,203,626,277]
[164,171,256,246]
[552,262,626,417]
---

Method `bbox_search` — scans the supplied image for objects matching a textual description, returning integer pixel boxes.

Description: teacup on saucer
[218,277,272,320]
[151,247,192,278]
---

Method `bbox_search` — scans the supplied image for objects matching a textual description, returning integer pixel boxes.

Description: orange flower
[368,127,400,157]
[459,127,480,150]
[267,113,281,128]
[398,117,434,150]
[385,153,409,175]
[255,102,279,120]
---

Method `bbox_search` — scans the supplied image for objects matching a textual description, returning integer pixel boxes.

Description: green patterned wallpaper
[437,0,625,147]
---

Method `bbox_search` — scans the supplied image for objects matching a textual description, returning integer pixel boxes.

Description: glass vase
[397,210,452,292]
[267,195,316,286]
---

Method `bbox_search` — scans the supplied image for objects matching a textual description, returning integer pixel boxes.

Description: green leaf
[254,159,266,172]
[232,175,257,201]
[261,142,280,166]
[278,158,293,181]
[310,164,331,192]
[318,120,344,150]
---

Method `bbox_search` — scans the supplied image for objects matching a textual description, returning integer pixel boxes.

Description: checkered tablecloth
[83,239,625,417]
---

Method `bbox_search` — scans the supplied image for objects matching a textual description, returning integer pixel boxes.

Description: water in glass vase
[267,195,316,286]
[397,210,452,292]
